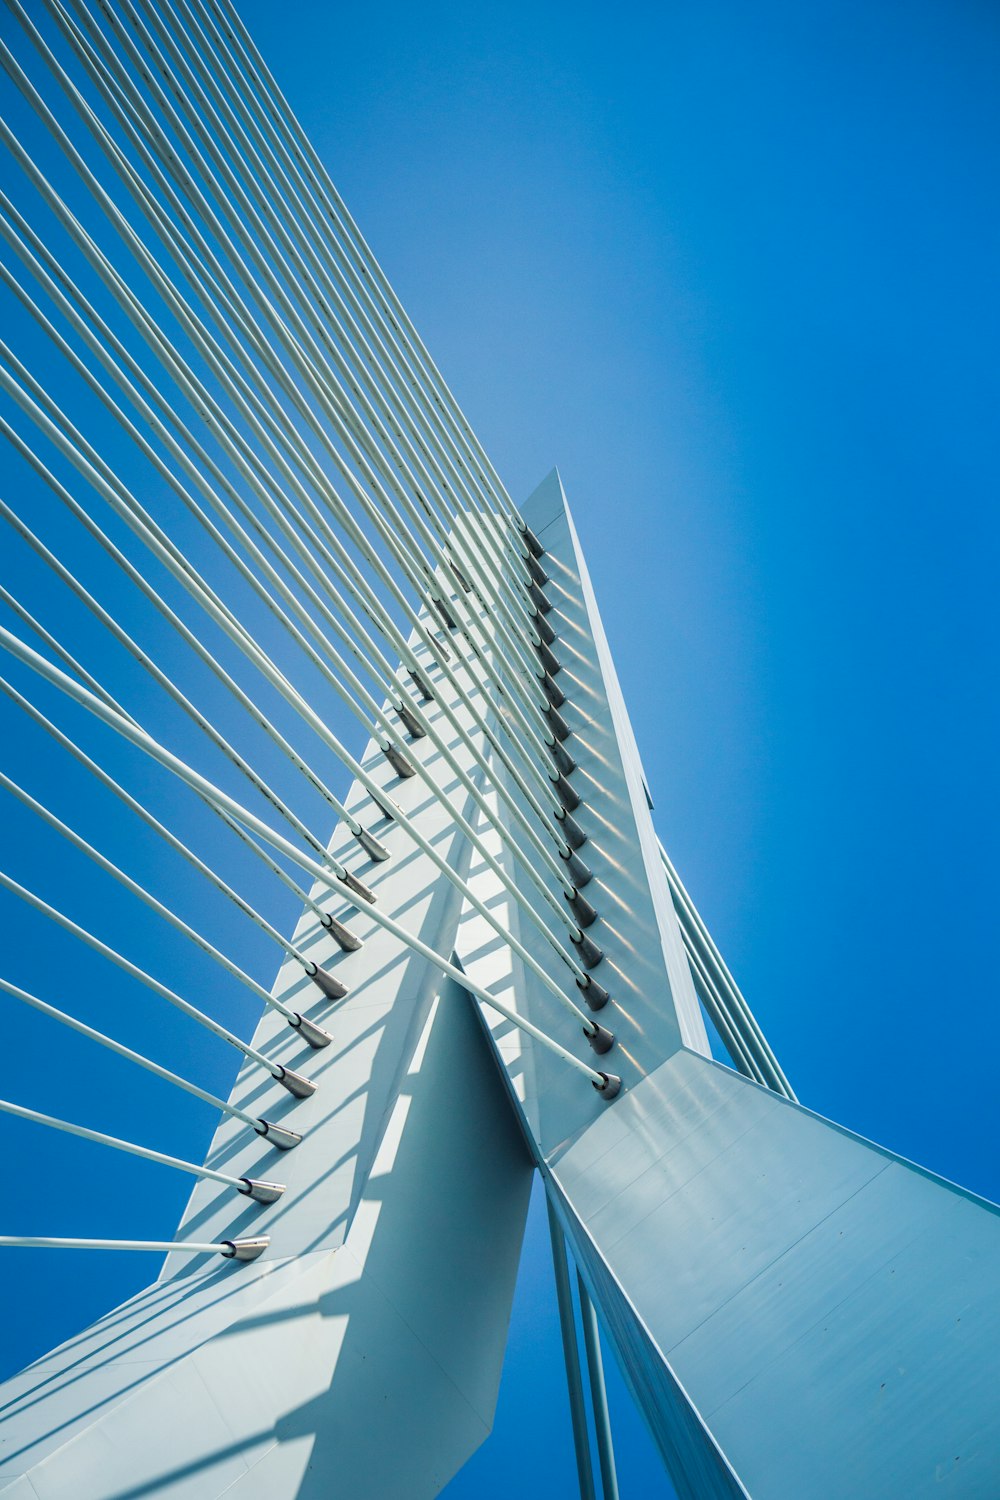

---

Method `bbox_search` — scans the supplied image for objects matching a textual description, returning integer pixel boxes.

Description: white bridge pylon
[0,3,997,1495]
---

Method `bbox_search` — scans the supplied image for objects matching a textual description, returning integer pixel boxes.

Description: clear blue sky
[1,1,998,1494]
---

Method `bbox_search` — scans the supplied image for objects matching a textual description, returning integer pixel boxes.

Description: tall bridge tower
[0,4,996,1497]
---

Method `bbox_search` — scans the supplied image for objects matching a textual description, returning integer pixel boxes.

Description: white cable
[0,628,616,1087]
[0,1236,267,1258]
[657,840,794,1099]
[0,668,352,966]
[0,249,586,949]
[0,43,570,826]
[0,1098,285,1200]
[0,976,297,1145]
[0,866,315,1098]
[0,770,337,1038]
[0,334,597,993]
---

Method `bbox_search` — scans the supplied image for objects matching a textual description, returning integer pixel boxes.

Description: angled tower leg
[458,470,1000,1500]
[0,0,993,1470]
[0,639,534,1498]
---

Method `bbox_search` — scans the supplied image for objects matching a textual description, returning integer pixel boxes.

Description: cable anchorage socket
[530,581,553,616]
[536,640,561,678]
[544,703,572,742]
[322,911,364,951]
[222,1237,270,1262]
[560,848,593,888]
[549,738,576,778]
[307,965,347,1002]
[566,888,598,928]
[521,523,546,559]
[255,1118,302,1151]
[431,596,457,631]
[542,671,565,709]
[354,826,390,862]
[382,742,416,779]
[576,974,610,1011]
[571,930,604,969]
[394,701,426,739]
[238,1178,285,1204]
[555,807,586,848]
[592,1071,622,1100]
[553,772,581,812]
[339,868,377,905]
[275,1065,316,1099]
[408,668,435,702]
[534,608,556,643]
[585,1023,615,1055]
[526,552,549,587]
[290,1011,334,1048]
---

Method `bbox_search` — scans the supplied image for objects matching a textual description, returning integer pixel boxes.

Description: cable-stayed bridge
[0,3,997,1497]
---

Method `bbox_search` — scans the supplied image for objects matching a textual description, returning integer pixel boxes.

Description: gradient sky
[1,1,998,1495]
[251,4,1000,1493]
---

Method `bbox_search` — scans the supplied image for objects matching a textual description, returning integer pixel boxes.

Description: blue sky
[249,3,1000,1491]
[1,1,998,1494]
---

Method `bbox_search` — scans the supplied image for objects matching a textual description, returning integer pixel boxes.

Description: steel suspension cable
[0,867,316,1098]
[0,243,590,955]
[0,549,602,1027]
[0,327,597,983]
[0,29,570,825]
[0,670,357,973]
[0,393,387,868]
[0,628,620,1087]
[146,0,554,693]
[0,7,612,1043]
[0,591,363,945]
[0,402,599,1001]
[0,106,570,841]
[658,839,794,1098]
[0,1099,285,1202]
[0,976,301,1149]
[0,259,593,960]
[0,1236,269,1260]
[86,0,556,735]
[207,0,532,550]
[0,770,336,1044]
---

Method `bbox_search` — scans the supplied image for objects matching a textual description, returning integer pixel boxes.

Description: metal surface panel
[163,644,482,1269]
[0,1257,309,1475]
[0,983,531,1497]
[568,1218,750,1500]
[548,1048,1000,1497]
[702,1161,1000,1498]
[0,616,534,1495]
[555,477,708,1057]
[457,472,709,1167]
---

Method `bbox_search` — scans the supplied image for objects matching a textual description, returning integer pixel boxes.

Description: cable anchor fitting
[221,1238,270,1261]
[537,640,561,678]
[555,808,586,848]
[274,1066,316,1099]
[381,742,417,778]
[576,974,610,1010]
[585,1023,615,1055]
[306,964,348,1002]
[254,1119,302,1151]
[521,523,546,559]
[321,911,364,951]
[549,739,576,778]
[571,930,605,969]
[560,848,592,888]
[353,826,390,862]
[238,1178,285,1204]
[553,772,581,812]
[290,1011,334,1047]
